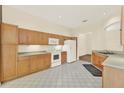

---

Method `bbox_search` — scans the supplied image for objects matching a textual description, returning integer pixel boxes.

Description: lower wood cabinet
[30,55,39,73]
[61,52,67,64]
[17,53,51,77]
[17,56,30,77]
[43,54,51,68]
[1,45,17,81]
[37,55,44,70]
[92,52,108,70]
[103,66,124,88]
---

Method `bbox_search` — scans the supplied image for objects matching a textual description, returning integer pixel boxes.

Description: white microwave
[48,38,59,45]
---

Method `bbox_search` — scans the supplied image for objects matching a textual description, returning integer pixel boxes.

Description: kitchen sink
[98,51,115,55]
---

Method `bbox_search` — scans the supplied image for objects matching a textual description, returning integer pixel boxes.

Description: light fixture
[58,16,62,19]
[82,19,88,23]
[104,12,107,15]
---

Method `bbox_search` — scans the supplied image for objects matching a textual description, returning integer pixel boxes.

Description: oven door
[51,53,61,63]
[53,54,59,60]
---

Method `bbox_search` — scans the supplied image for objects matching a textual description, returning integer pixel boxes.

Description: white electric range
[50,51,61,67]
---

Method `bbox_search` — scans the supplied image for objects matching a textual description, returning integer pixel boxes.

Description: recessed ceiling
[10,5,121,29]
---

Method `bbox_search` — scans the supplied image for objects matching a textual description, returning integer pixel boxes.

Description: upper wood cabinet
[18,28,29,44]
[1,45,17,81]
[42,33,48,45]
[18,28,49,45]
[18,27,76,45]
[57,35,64,45]
[1,23,18,44]
[28,30,37,44]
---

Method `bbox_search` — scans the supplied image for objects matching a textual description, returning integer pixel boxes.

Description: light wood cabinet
[18,27,76,45]
[18,28,49,45]
[30,53,51,73]
[28,30,39,44]
[18,28,29,44]
[17,53,51,77]
[103,66,124,88]
[59,36,64,45]
[42,33,48,45]
[30,55,39,73]
[1,23,18,44]
[37,54,45,70]
[0,23,18,82]
[61,52,67,64]
[1,45,17,81]
[18,56,30,77]
[43,53,51,68]
[38,53,51,70]
[92,52,107,70]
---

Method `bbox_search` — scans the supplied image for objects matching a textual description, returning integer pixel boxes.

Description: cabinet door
[38,32,48,45]
[30,55,39,72]
[37,54,45,70]
[92,53,99,65]
[37,32,42,45]
[1,23,18,44]
[18,28,28,44]
[61,52,67,64]
[59,36,64,45]
[42,33,48,45]
[43,54,51,69]
[28,31,39,45]
[18,56,30,77]
[1,45,17,81]
[92,53,96,64]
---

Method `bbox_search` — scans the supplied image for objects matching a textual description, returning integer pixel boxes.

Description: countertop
[18,51,67,57]
[18,51,51,57]
[93,50,124,69]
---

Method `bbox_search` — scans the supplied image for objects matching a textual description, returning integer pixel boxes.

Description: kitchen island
[92,50,124,88]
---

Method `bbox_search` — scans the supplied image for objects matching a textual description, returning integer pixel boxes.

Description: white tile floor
[0,61,102,88]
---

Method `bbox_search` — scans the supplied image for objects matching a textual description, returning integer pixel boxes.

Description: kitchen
[0,5,124,88]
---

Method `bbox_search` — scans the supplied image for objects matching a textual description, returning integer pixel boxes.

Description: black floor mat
[83,64,102,77]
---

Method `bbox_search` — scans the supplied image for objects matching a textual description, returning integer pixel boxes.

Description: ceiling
[11,5,121,30]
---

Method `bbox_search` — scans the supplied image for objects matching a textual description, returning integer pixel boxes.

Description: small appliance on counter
[48,38,59,45]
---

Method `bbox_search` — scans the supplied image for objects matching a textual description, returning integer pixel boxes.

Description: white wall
[77,32,92,57]
[91,28,123,51]
[2,6,72,36]
[2,6,74,53]
[105,30,122,51]
[77,21,123,58]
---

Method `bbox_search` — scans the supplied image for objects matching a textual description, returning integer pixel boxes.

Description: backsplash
[18,45,48,53]
[18,45,63,53]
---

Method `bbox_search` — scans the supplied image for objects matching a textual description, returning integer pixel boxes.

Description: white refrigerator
[62,40,76,63]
